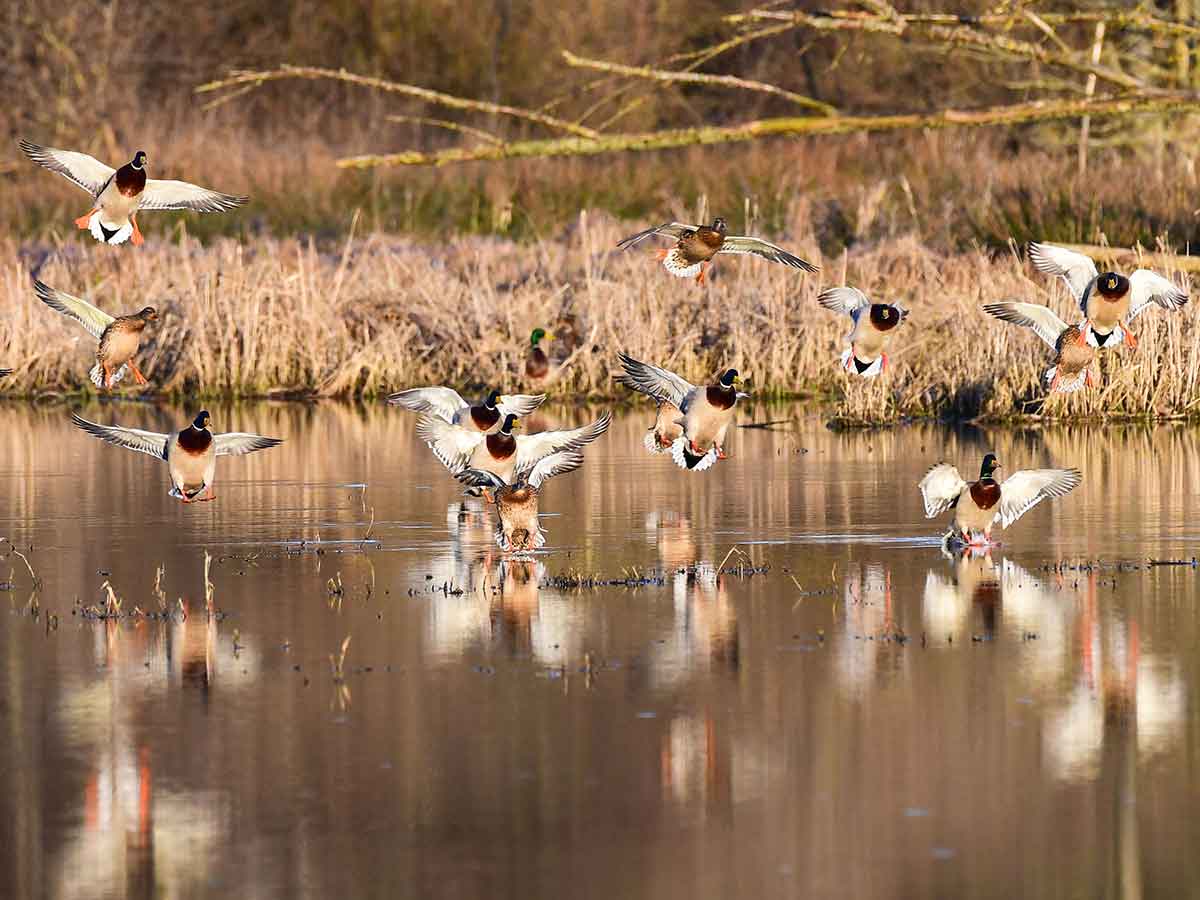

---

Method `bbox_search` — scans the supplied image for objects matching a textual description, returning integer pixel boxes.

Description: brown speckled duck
[71,410,282,503]
[617,217,818,284]
[34,279,158,389]
[1029,243,1188,349]
[983,301,1096,393]
[19,141,247,246]
[455,450,585,552]
[919,454,1081,547]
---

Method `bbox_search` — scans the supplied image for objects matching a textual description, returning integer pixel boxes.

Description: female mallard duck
[526,328,553,380]
[418,411,611,485]
[614,370,683,454]
[387,386,545,433]
[617,218,818,284]
[19,141,247,246]
[816,287,908,376]
[617,353,745,471]
[71,410,281,503]
[455,450,584,552]
[1029,243,1187,349]
[33,279,158,389]
[919,454,1081,547]
[983,301,1096,393]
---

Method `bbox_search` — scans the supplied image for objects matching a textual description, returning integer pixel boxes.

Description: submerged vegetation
[1,218,1196,424]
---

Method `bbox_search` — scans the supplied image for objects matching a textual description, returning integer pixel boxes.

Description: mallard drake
[617,218,818,284]
[919,454,1081,546]
[816,287,908,376]
[455,450,584,551]
[33,279,158,389]
[387,386,544,433]
[19,141,247,246]
[526,328,553,380]
[617,353,745,471]
[983,301,1096,393]
[418,411,611,484]
[71,410,281,503]
[1029,243,1187,349]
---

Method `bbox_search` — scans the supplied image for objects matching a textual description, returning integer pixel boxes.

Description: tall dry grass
[0,213,1197,422]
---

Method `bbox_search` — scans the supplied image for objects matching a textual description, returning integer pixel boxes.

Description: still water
[1,402,1199,899]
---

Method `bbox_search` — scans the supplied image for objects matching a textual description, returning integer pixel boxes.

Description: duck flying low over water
[983,301,1096,393]
[816,286,908,377]
[919,453,1081,547]
[71,410,282,503]
[418,411,611,485]
[617,353,745,471]
[387,386,545,433]
[616,218,818,284]
[1028,242,1188,348]
[455,450,585,552]
[19,141,247,246]
[33,279,158,390]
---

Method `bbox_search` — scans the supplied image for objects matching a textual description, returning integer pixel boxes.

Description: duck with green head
[526,328,553,380]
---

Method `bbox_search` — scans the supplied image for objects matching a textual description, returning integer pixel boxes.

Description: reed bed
[0,213,1197,424]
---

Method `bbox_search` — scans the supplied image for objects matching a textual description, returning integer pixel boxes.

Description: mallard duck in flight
[617,218,818,284]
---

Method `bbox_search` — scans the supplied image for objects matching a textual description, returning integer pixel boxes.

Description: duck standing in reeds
[525,329,553,380]
[983,301,1096,393]
[418,411,611,484]
[816,286,908,376]
[71,410,282,503]
[33,280,159,390]
[617,218,818,284]
[1029,243,1188,349]
[455,450,584,552]
[919,453,1081,548]
[617,353,745,471]
[19,141,246,246]
[387,386,545,432]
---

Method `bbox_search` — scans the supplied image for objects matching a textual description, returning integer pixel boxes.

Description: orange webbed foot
[1124,329,1139,349]
[131,215,144,247]
[716,447,728,460]
[653,248,669,260]
[74,210,95,229]
[130,362,148,386]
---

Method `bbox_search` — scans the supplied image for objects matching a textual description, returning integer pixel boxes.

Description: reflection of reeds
[2,225,1196,421]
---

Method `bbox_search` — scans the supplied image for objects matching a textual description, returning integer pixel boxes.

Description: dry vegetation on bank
[1,215,1196,423]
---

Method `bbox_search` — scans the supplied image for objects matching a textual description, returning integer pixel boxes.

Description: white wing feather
[387,386,468,421]
[33,279,115,340]
[982,301,1068,349]
[817,286,872,318]
[20,140,115,195]
[140,179,247,213]
[71,414,168,460]
[514,412,611,475]
[214,432,283,457]
[919,463,968,518]
[526,450,585,489]
[416,415,486,473]
[1029,243,1098,303]
[998,469,1082,528]
[616,353,695,409]
[1127,269,1188,320]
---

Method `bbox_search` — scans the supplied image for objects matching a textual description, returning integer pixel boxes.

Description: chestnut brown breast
[176,428,213,456]
[486,432,517,460]
[115,164,146,198]
[706,384,736,410]
[969,480,1001,510]
[470,405,500,431]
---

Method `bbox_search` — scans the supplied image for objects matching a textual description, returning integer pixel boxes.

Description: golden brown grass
[1,213,1197,422]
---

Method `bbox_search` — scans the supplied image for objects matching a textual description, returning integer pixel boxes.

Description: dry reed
[0,211,1197,423]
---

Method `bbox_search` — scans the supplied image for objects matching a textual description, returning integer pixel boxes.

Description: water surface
[2,402,1199,898]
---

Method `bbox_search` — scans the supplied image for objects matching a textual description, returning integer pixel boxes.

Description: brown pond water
[2,402,1199,899]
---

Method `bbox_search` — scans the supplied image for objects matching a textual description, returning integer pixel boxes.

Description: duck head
[979,453,1001,482]
[719,368,739,388]
[131,150,148,171]
[484,389,501,409]
[499,413,520,435]
[192,410,212,431]
[1096,272,1130,300]
[869,303,902,331]
[139,306,159,321]
[530,328,552,348]
[710,217,728,235]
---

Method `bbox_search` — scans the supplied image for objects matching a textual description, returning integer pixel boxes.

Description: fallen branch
[336,92,1200,169]
[196,64,599,139]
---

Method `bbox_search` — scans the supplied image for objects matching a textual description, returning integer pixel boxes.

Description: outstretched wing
[918,463,967,518]
[214,432,283,457]
[19,140,114,196]
[140,179,247,212]
[616,222,696,251]
[386,386,468,421]
[33,279,115,340]
[718,235,819,272]
[71,413,168,460]
[982,301,1068,349]
[416,415,486,473]
[455,468,509,490]
[526,450,585,489]
[1127,269,1188,320]
[497,393,547,418]
[514,412,611,475]
[817,286,872,318]
[998,468,1082,528]
[616,353,694,409]
[1028,243,1098,307]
